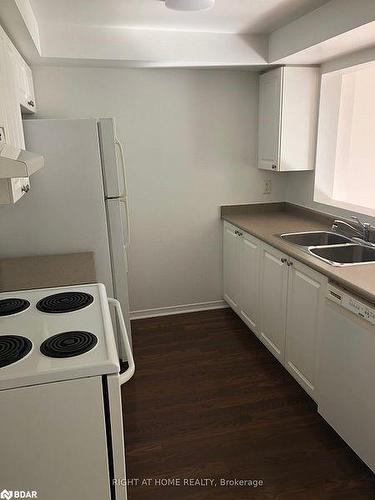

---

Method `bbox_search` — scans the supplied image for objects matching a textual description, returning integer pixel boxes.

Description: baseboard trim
[130,300,229,320]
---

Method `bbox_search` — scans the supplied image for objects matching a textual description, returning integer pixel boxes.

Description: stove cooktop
[0,284,120,390]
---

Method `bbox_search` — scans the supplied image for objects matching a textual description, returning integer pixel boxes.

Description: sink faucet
[332,216,371,242]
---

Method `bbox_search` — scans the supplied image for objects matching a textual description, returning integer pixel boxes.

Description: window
[314,61,375,217]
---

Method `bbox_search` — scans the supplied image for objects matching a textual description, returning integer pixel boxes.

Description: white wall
[286,46,375,225]
[31,65,287,314]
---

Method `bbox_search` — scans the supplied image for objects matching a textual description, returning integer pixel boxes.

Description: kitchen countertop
[221,203,375,305]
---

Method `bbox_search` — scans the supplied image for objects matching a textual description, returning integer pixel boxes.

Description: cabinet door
[0,38,8,143]
[240,232,260,334]
[285,260,327,399]
[259,243,288,362]
[258,67,283,171]
[25,63,36,112]
[223,222,241,313]
[2,38,25,148]
[17,59,36,113]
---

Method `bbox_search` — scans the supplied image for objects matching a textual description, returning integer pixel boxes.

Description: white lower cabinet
[223,222,327,400]
[223,222,242,313]
[284,259,327,398]
[223,222,261,332]
[240,232,261,332]
[259,243,288,362]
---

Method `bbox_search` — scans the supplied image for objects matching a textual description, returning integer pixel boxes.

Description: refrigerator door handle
[119,196,130,253]
[115,137,131,247]
[108,297,135,385]
[114,137,128,198]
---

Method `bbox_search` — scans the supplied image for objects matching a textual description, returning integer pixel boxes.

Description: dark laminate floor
[121,308,375,499]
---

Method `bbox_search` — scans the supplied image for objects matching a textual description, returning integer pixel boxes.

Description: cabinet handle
[27,100,35,107]
[271,164,277,170]
[281,258,287,263]
[21,184,30,193]
[287,260,293,267]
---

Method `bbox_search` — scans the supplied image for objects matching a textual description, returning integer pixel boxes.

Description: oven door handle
[108,297,135,385]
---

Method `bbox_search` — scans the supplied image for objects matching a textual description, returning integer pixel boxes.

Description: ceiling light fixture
[165,0,215,11]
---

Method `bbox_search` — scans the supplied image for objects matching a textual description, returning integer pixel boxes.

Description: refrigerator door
[98,118,124,198]
[106,198,132,358]
[5,118,115,298]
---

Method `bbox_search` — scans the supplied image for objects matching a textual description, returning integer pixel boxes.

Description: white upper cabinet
[0,26,37,204]
[2,36,25,149]
[258,68,282,172]
[0,27,36,149]
[14,51,36,113]
[258,66,319,172]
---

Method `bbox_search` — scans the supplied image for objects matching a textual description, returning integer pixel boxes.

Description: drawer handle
[27,100,35,107]
[21,184,30,193]
[281,258,287,264]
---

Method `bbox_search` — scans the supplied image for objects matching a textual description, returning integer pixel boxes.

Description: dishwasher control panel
[327,284,375,326]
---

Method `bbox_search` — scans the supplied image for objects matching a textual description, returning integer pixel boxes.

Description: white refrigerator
[0,117,131,359]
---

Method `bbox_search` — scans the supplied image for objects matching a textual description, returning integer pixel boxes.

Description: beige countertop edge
[222,212,375,306]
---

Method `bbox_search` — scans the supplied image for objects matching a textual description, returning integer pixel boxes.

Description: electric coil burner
[0,335,32,368]
[0,298,30,316]
[36,292,94,314]
[40,331,98,358]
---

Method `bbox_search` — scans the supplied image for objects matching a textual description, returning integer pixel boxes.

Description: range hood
[0,143,44,178]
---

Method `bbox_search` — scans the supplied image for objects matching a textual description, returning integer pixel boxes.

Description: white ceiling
[30,0,330,34]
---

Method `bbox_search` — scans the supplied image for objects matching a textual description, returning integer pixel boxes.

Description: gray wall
[31,66,287,314]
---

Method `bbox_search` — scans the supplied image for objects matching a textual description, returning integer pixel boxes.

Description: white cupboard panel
[259,244,288,362]
[258,67,282,171]
[285,261,327,398]
[223,222,241,313]
[258,66,319,172]
[240,233,260,333]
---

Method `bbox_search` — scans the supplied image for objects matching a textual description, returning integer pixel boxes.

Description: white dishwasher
[318,283,375,472]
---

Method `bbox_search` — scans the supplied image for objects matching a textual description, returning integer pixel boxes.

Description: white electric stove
[0,283,134,500]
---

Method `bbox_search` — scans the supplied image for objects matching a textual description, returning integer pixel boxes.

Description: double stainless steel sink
[280,231,375,266]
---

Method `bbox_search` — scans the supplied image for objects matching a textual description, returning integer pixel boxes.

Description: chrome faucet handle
[351,216,371,241]
[351,216,370,229]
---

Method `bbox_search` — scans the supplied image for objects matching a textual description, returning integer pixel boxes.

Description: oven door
[0,377,113,500]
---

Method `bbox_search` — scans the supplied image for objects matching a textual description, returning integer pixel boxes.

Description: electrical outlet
[0,127,5,144]
[263,179,272,195]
